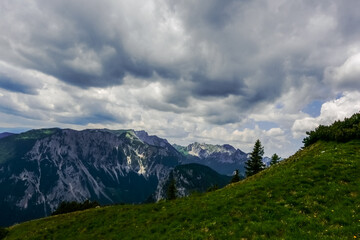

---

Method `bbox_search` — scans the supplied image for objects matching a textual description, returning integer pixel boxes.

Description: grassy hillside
[4,140,360,239]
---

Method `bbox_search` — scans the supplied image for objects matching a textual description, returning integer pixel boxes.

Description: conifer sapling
[245,139,265,177]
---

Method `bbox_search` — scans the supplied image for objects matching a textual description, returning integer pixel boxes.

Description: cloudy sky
[1,0,360,157]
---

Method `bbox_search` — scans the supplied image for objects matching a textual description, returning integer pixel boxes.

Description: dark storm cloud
[0,62,43,94]
[0,0,160,88]
[337,2,360,39]
[201,106,241,125]
[1,0,249,95]
[190,75,244,97]
[1,0,360,126]
[0,75,38,95]
[169,0,241,30]
[10,24,146,88]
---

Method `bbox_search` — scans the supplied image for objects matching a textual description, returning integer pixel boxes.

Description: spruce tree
[270,153,280,166]
[230,169,240,183]
[166,173,177,200]
[245,139,265,177]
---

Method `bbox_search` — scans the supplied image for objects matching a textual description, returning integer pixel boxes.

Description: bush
[303,113,360,147]
[52,200,100,216]
[207,184,219,192]
[0,227,9,240]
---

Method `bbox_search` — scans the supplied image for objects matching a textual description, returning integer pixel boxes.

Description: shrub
[207,184,219,192]
[52,200,100,216]
[303,113,360,147]
[0,227,9,240]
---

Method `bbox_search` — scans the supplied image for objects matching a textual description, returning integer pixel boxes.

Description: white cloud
[292,91,360,138]
[63,44,104,76]
[291,118,320,139]
[325,53,360,90]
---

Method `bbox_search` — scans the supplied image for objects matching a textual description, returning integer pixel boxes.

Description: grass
[4,140,360,239]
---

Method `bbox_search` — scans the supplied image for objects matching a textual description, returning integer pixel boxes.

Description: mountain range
[0,128,261,226]
[3,113,360,239]
[174,142,249,175]
[5,139,360,239]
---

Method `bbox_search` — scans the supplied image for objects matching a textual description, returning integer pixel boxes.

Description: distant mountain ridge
[174,142,249,176]
[133,132,262,176]
[0,132,14,139]
[0,128,235,226]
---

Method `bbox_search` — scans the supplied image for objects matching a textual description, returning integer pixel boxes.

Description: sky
[1,0,360,157]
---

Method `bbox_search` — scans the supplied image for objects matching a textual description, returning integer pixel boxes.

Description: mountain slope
[0,128,181,226]
[171,163,232,196]
[174,142,248,175]
[155,163,232,200]
[0,132,14,139]
[6,140,360,239]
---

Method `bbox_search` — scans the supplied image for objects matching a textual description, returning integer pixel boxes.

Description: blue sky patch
[302,100,324,117]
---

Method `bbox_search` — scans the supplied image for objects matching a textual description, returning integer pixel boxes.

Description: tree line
[51,200,99,216]
[303,113,360,147]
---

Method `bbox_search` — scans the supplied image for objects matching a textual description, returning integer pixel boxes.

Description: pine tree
[166,173,177,200]
[230,169,240,183]
[245,139,265,177]
[270,153,280,166]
